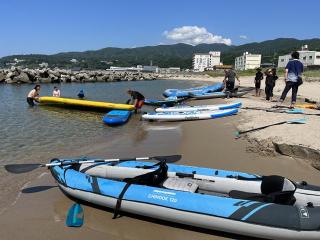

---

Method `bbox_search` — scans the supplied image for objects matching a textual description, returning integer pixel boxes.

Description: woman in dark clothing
[264,68,273,101]
[264,68,278,101]
[254,68,264,97]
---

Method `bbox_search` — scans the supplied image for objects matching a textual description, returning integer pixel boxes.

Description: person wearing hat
[254,68,264,97]
[77,90,85,99]
[264,68,278,101]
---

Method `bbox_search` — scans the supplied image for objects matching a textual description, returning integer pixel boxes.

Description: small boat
[155,102,241,113]
[102,110,132,126]
[190,90,250,100]
[163,82,224,98]
[144,97,186,107]
[142,108,238,121]
[50,158,320,240]
[39,96,135,111]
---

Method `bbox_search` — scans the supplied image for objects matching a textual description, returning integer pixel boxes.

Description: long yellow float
[39,96,135,111]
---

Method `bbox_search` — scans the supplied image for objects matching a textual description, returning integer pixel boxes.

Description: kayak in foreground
[39,96,135,111]
[142,108,238,121]
[155,102,242,113]
[190,90,250,100]
[49,158,320,240]
[102,110,132,126]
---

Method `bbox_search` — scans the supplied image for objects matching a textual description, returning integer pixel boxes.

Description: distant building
[193,51,221,72]
[235,52,261,71]
[278,45,320,68]
[159,67,181,74]
[70,59,78,63]
[142,65,159,73]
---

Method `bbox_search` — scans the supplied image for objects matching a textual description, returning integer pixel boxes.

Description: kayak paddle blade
[66,203,84,227]
[4,163,43,174]
[286,118,307,124]
[153,154,182,163]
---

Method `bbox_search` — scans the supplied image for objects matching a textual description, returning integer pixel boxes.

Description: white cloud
[239,35,248,39]
[164,26,232,46]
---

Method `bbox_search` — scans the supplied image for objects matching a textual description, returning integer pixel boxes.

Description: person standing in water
[278,51,304,108]
[254,68,264,97]
[78,90,85,99]
[52,86,61,97]
[127,89,145,113]
[27,84,40,106]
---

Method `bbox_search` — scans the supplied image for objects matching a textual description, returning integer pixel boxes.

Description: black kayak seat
[229,175,297,205]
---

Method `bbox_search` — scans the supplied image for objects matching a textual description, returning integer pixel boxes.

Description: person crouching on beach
[254,68,263,97]
[127,89,145,113]
[27,84,40,106]
[223,68,240,98]
[278,51,304,108]
[52,86,61,97]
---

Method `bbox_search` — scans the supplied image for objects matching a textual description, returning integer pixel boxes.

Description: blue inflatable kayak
[163,82,224,98]
[102,110,132,126]
[49,158,320,240]
[144,97,186,107]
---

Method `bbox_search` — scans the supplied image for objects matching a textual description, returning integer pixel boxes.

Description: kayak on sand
[47,158,320,240]
[142,108,238,121]
[155,102,242,113]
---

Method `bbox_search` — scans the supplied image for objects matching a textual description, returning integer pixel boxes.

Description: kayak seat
[229,175,296,205]
[162,178,199,193]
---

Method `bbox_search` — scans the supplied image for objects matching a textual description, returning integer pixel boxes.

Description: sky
[0,0,319,57]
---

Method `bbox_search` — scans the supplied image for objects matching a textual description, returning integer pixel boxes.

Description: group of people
[27,85,145,113]
[254,51,303,108]
[27,51,303,109]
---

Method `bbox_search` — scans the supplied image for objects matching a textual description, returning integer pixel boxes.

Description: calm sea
[0,79,203,165]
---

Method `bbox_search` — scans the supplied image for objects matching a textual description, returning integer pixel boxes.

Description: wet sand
[1,98,320,240]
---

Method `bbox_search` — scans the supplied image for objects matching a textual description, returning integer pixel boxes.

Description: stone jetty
[0,67,158,84]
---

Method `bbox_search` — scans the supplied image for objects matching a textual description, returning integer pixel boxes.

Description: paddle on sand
[66,203,84,227]
[4,154,182,174]
[235,118,307,138]
[243,107,304,114]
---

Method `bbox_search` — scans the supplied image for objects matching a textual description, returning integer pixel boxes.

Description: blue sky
[0,0,319,57]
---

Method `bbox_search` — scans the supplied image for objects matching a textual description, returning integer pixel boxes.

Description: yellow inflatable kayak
[39,96,135,111]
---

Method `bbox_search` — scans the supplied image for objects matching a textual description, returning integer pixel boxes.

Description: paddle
[66,203,84,227]
[4,154,182,174]
[235,118,307,138]
[243,107,304,114]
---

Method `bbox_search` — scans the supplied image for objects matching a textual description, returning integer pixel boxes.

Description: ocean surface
[0,80,202,165]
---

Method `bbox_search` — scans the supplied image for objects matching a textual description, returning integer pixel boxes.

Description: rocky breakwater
[0,67,158,84]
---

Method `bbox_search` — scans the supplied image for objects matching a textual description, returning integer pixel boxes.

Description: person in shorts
[127,89,145,113]
[254,68,263,97]
[27,84,40,106]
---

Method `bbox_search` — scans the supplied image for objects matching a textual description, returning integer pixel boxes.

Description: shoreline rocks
[0,67,159,84]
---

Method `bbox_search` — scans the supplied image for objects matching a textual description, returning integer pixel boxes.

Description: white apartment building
[278,45,320,68]
[235,52,261,71]
[193,51,221,72]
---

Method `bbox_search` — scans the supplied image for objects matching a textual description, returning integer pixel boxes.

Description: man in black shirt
[127,89,145,113]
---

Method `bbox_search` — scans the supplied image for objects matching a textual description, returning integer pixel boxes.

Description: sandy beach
[163,73,320,168]
[1,95,320,240]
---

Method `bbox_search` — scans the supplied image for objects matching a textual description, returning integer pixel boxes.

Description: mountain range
[1,38,320,69]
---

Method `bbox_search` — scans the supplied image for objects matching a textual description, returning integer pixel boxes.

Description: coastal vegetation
[1,38,320,70]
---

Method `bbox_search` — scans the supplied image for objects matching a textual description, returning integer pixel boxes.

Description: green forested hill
[1,38,320,69]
